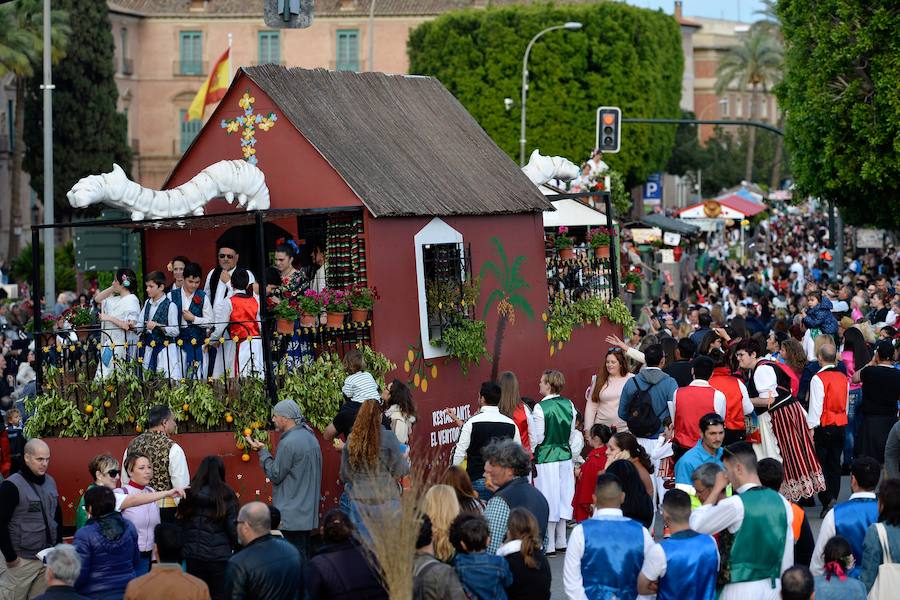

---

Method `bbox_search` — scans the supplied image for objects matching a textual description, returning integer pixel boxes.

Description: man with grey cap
[245,399,321,561]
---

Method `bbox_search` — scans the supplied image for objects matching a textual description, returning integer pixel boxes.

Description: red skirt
[769,401,825,501]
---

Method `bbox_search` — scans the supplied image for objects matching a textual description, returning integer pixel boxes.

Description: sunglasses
[218,253,235,259]
[106,469,120,477]
[608,347,622,353]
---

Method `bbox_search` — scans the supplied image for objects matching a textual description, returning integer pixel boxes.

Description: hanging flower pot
[594,245,611,259]
[673,246,684,261]
[559,247,575,260]
[276,319,295,335]
[299,312,317,328]
[75,327,91,342]
[326,311,346,328]
[625,282,638,293]
[351,308,369,323]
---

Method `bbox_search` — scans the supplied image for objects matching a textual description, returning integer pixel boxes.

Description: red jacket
[573,447,607,522]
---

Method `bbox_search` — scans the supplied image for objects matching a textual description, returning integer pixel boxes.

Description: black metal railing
[546,246,616,305]
[423,242,475,342]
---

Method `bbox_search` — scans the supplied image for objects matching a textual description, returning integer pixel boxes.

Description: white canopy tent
[540,184,617,228]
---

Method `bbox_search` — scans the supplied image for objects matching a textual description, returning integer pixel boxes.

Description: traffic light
[596,106,621,153]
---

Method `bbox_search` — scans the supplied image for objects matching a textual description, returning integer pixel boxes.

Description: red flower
[192,296,202,305]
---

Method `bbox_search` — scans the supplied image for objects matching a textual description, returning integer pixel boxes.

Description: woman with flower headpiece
[93,268,142,379]
[269,238,315,368]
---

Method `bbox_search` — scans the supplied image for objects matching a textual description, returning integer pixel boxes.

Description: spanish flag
[185,46,231,121]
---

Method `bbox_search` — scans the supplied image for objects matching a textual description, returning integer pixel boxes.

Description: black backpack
[626,378,661,438]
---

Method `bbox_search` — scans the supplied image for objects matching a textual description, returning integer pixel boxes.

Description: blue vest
[142,297,171,370]
[581,517,644,600]
[657,531,718,600]
[834,497,879,578]
[170,289,207,375]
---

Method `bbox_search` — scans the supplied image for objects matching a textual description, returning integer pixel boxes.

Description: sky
[621,0,768,22]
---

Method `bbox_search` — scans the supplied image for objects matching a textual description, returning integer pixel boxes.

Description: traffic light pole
[621,117,783,136]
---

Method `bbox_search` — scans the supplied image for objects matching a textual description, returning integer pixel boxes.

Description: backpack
[625,378,661,438]
[413,557,444,600]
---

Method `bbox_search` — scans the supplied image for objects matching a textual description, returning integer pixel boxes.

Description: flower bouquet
[63,306,96,341]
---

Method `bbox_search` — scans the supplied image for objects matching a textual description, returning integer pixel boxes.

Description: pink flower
[558,226,569,234]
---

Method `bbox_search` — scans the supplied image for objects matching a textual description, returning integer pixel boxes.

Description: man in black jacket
[224,502,301,600]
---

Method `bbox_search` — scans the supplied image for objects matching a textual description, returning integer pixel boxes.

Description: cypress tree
[23,0,131,222]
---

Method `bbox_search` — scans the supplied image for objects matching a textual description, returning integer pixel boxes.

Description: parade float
[30,66,633,523]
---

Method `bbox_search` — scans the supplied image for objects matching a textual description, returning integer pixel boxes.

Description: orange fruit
[243,428,252,437]
[182,403,189,412]
[225,414,234,423]
[241,453,250,462]
[236,441,245,450]
[103,401,111,408]
[135,425,143,433]
[85,404,94,414]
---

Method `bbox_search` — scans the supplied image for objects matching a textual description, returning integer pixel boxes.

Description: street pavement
[546,476,852,598]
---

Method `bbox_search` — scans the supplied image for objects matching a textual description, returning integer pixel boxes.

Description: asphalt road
[546,476,851,598]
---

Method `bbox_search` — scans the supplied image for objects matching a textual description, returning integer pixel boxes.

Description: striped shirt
[342,371,380,403]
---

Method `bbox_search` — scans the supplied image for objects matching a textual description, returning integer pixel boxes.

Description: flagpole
[227,32,233,82]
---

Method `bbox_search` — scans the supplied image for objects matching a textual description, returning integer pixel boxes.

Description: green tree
[714,29,782,183]
[665,110,704,177]
[480,237,533,381]
[0,1,69,261]
[699,126,786,197]
[776,1,900,228]
[22,0,130,224]
[407,3,683,188]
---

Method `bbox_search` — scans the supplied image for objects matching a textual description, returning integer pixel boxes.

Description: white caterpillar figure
[67,160,271,221]
[521,149,580,186]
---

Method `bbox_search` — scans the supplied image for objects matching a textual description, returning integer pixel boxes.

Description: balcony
[174,60,206,77]
[121,58,133,75]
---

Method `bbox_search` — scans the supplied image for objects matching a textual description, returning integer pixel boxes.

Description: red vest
[512,403,531,453]
[228,295,261,341]
[710,368,745,430]
[816,368,849,427]
[673,385,717,448]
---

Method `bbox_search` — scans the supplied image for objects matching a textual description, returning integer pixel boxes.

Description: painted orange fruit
[84,405,94,414]
[243,428,252,437]
[241,453,250,462]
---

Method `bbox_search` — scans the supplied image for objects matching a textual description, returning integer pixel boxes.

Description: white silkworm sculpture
[521,149,580,186]
[66,160,271,221]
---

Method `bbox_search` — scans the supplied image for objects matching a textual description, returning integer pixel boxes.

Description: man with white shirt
[638,489,718,599]
[809,456,880,578]
[806,343,850,514]
[670,356,727,462]
[170,262,213,379]
[533,369,584,554]
[563,473,654,600]
[204,242,256,377]
[689,442,793,600]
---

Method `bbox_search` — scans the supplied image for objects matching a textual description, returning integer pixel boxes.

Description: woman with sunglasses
[75,454,186,530]
[585,348,633,432]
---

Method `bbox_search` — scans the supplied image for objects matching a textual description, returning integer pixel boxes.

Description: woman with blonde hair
[584,349,632,431]
[497,371,534,453]
[422,484,461,562]
[339,399,410,536]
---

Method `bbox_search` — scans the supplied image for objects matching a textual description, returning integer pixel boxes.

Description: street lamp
[520,22,582,166]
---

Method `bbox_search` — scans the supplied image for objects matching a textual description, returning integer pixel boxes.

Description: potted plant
[298,290,323,328]
[63,306,95,341]
[320,288,349,328]
[268,296,299,335]
[554,226,576,260]
[588,226,613,259]
[623,270,643,294]
[348,284,378,323]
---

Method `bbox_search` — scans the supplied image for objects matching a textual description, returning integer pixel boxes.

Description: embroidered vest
[729,487,787,587]
[710,368,745,430]
[673,385,716,448]
[751,361,795,412]
[534,396,574,464]
[657,530,718,600]
[580,517,644,600]
[834,497,879,578]
[228,295,260,341]
[142,297,171,344]
[171,289,206,338]
[816,368,849,427]
[127,432,174,492]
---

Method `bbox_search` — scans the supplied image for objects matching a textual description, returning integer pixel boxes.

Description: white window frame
[415,218,463,359]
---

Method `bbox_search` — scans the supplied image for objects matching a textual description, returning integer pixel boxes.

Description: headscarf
[273,399,305,426]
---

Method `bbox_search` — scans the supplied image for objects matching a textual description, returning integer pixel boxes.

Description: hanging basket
[276,319,295,335]
[299,313,317,328]
[594,245,611,259]
[75,327,91,341]
[326,312,346,328]
[559,247,575,260]
[351,308,369,323]
[625,282,638,294]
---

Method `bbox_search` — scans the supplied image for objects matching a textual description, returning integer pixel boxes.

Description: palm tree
[480,237,534,380]
[715,29,782,183]
[0,0,69,262]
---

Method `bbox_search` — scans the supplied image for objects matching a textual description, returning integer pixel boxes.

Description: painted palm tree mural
[480,237,534,380]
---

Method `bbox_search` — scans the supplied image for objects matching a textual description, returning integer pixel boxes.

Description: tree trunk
[770,114,785,191]
[744,86,758,183]
[490,313,508,382]
[8,80,26,262]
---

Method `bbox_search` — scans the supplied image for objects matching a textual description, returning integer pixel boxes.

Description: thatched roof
[242,65,552,217]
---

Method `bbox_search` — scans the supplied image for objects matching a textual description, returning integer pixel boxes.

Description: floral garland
[221,91,278,165]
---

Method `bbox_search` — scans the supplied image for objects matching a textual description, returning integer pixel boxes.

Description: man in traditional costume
[169,262,213,379]
[533,369,583,554]
[204,239,256,377]
[690,441,793,600]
